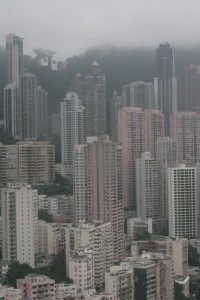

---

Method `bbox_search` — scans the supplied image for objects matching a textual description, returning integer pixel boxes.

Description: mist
[0,0,200,60]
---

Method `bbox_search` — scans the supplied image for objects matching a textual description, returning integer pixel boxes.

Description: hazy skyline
[1,0,200,60]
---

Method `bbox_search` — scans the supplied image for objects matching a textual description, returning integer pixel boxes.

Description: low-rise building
[55,283,77,299]
[17,274,55,300]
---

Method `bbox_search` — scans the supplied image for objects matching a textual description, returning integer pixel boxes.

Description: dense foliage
[6,251,72,288]
[33,173,73,196]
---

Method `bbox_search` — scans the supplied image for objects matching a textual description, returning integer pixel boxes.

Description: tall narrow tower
[154,43,177,135]
[60,92,86,179]
[85,61,106,136]
[6,33,23,84]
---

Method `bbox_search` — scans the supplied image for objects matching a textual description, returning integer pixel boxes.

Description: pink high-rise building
[171,112,200,166]
[86,135,124,262]
[145,109,164,159]
[118,107,146,209]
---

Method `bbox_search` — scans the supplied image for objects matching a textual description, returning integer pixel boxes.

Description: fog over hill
[1,44,200,120]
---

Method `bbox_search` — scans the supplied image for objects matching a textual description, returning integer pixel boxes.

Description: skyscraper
[20,73,37,138]
[86,136,124,261]
[157,137,177,229]
[85,61,106,135]
[184,64,200,113]
[73,144,87,224]
[170,112,200,166]
[60,92,86,179]
[168,164,198,238]
[130,81,155,110]
[145,109,164,159]
[118,107,146,209]
[1,183,38,267]
[4,83,20,137]
[35,86,48,137]
[154,43,177,135]
[6,33,23,84]
[136,152,159,231]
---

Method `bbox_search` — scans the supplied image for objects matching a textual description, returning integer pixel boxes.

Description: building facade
[168,165,198,239]
[1,183,38,267]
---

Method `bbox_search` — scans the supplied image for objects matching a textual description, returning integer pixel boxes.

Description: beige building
[167,238,188,276]
[66,221,113,291]
[0,287,22,300]
[86,136,124,262]
[105,266,134,300]
[17,274,55,300]
[0,141,55,186]
[38,221,71,255]
[145,109,164,159]
[118,107,146,210]
[136,152,159,231]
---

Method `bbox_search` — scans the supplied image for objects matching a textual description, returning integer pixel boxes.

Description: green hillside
[1,44,200,121]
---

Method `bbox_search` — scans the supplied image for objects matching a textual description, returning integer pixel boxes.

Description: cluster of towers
[60,42,200,240]
[4,33,48,139]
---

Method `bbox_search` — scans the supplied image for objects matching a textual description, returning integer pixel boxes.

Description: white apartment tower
[1,183,38,267]
[60,92,86,179]
[6,33,23,84]
[168,165,198,239]
[136,152,159,231]
[157,137,177,229]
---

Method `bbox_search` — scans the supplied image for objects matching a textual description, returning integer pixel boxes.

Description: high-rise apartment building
[1,183,38,267]
[84,61,106,135]
[145,109,164,159]
[4,83,20,137]
[35,86,48,137]
[154,43,177,135]
[105,266,134,300]
[73,144,87,224]
[17,274,55,300]
[157,137,177,229]
[184,64,200,113]
[0,141,55,187]
[6,33,23,84]
[170,112,200,166]
[136,152,159,231]
[20,73,37,139]
[168,164,198,239]
[118,107,146,209]
[60,92,86,179]
[130,81,155,110]
[109,90,122,142]
[86,136,124,261]
[65,221,113,291]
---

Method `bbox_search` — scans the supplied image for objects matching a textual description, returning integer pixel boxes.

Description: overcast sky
[0,0,200,60]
